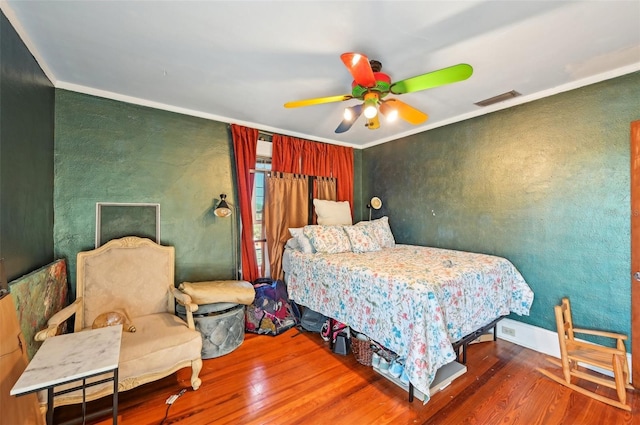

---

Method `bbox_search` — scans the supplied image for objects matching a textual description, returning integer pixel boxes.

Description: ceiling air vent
[474,90,521,107]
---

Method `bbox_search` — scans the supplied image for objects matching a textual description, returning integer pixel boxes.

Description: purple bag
[245,278,300,336]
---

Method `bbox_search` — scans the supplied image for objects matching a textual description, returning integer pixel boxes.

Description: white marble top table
[11,325,122,396]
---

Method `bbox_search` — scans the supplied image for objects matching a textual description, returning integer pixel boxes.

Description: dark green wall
[363,72,640,337]
[353,148,364,222]
[54,90,236,296]
[0,12,55,281]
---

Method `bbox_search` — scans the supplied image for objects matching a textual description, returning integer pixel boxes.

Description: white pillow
[343,225,381,253]
[355,216,395,248]
[313,199,352,225]
[288,227,316,254]
[303,225,352,254]
[285,237,300,251]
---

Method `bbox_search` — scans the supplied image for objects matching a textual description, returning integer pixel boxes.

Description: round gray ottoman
[176,302,245,359]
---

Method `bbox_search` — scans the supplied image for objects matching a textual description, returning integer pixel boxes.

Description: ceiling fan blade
[335,104,363,133]
[390,63,473,94]
[382,99,428,125]
[284,94,352,108]
[340,52,376,88]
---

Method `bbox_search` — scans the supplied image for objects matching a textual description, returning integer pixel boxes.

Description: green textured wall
[0,12,55,281]
[353,148,364,222]
[363,72,640,338]
[54,90,236,296]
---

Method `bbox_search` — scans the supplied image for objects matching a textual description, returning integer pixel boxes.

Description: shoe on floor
[400,369,410,386]
[389,361,403,378]
[371,352,380,368]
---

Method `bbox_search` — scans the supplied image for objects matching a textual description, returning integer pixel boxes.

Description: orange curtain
[272,135,353,214]
[272,136,304,172]
[329,144,354,214]
[231,124,259,283]
[315,177,337,201]
[313,177,338,224]
[264,173,309,280]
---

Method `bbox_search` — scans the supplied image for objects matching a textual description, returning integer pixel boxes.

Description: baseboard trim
[496,318,632,377]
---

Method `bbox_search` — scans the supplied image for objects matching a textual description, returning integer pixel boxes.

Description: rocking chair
[538,297,632,411]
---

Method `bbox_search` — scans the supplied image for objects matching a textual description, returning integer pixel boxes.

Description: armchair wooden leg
[191,358,203,390]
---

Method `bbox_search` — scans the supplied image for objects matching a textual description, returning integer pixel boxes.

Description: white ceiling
[2,1,639,148]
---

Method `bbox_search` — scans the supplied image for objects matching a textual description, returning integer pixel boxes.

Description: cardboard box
[469,332,494,344]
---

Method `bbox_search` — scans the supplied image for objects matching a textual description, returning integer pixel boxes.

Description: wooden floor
[55,328,639,425]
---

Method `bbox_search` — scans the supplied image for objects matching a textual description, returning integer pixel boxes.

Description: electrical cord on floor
[159,388,187,425]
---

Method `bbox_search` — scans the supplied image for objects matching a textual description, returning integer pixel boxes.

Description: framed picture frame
[95,202,160,248]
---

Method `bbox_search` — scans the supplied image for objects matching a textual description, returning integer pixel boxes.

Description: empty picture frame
[95,203,160,248]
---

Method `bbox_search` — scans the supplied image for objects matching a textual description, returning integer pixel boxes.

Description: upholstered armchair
[34,236,202,408]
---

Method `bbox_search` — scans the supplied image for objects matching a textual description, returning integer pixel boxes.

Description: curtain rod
[226,124,274,138]
[251,170,336,180]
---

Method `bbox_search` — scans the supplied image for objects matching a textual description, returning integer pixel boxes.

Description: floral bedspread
[283,244,534,402]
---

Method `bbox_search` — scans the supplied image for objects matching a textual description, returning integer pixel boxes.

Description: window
[253,156,271,277]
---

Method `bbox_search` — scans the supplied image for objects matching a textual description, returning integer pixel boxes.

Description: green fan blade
[390,64,473,94]
[284,94,352,108]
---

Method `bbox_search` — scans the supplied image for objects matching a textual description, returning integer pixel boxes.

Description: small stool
[176,302,245,359]
[177,280,255,359]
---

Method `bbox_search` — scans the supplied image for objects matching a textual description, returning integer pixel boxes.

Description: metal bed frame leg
[113,368,118,424]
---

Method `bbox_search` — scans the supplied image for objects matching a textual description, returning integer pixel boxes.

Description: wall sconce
[367,196,382,221]
[214,194,232,217]
[214,194,239,279]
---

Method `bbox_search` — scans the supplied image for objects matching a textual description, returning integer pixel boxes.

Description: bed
[282,217,534,403]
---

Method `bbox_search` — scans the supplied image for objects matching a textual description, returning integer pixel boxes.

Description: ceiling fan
[284,52,473,133]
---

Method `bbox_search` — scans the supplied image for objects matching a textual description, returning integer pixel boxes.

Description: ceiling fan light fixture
[366,115,380,130]
[363,104,377,119]
[379,101,398,122]
[363,92,378,119]
[285,52,472,133]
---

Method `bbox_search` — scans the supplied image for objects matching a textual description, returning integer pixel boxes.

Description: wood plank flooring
[55,328,639,424]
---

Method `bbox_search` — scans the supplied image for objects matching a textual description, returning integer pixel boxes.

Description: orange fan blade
[284,94,352,108]
[341,52,376,88]
[382,99,428,125]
